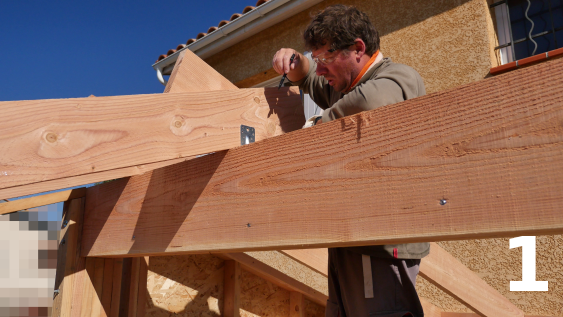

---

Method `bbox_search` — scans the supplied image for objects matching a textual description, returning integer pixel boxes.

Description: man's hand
[272,48,309,83]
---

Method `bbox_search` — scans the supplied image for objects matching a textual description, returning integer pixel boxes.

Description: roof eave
[152,0,324,85]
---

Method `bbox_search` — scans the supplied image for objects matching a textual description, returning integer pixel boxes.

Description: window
[491,0,563,64]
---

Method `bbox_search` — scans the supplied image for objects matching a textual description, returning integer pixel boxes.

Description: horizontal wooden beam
[82,58,563,257]
[0,187,86,215]
[0,157,189,201]
[0,87,303,192]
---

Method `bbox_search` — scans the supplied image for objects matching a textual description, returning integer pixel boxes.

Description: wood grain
[221,253,328,306]
[0,187,85,215]
[109,259,124,317]
[279,249,328,276]
[127,257,141,317]
[52,200,75,317]
[80,258,96,317]
[290,292,305,317]
[223,260,241,317]
[91,257,105,317]
[135,257,149,317]
[56,198,86,317]
[164,49,238,93]
[82,58,563,257]
[0,157,189,201]
[0,88,304,191]
[420,298,442,317]
[420,243,524,317]
[100,259,114,317]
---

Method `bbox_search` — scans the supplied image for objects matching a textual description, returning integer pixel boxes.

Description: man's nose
[316,63,327,76]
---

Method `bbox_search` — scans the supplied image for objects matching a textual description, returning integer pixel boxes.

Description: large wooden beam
[82,57,563,257]
[0,87,303,194]
[164,49,238,93]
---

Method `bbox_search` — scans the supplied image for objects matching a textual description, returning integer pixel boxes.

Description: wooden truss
[1,49,562,316]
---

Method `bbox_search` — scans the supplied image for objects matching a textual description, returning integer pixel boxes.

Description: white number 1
[509,236,548,291]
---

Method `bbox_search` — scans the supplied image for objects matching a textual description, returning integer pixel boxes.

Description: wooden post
[289,292,305,317]
[51,198,86,317]
[223,260,241,317]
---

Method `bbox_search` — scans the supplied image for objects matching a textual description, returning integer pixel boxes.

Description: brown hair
[303,5,380,56]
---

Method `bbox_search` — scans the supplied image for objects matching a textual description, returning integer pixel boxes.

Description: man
[272,5,430,317]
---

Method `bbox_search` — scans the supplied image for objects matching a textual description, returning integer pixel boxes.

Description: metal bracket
[240,125,255,145]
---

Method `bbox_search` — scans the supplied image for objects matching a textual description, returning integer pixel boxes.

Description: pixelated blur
[0,203,62,317]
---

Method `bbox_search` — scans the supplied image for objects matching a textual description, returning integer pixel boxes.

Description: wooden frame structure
[2,49,562,316]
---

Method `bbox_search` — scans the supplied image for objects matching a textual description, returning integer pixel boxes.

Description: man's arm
[272,49,309,82]
[321,78,405,123]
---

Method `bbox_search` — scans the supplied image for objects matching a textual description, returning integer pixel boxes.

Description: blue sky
[0,0,257,101]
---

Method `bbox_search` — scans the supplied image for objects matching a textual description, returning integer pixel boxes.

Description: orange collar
[343,50,379,94]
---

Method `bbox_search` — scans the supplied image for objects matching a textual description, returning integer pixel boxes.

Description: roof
[155,0,270,63]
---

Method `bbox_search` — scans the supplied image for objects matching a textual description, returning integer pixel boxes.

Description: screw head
[62,220,69,228]
[439,199,447,205]
[61,239,66,245]
[246,223,251,228]
[132,235,135,240]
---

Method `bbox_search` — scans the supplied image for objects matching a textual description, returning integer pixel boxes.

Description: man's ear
[353,38,367,60]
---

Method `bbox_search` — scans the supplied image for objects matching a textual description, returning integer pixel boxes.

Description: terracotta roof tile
[156,0,271,63]
[230,13,242,21]
[243,6,255,14]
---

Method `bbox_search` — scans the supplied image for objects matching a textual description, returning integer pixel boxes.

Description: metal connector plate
[240,125,255,145]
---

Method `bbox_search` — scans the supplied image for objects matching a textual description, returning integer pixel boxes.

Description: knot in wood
[174,121,182,128]
[253,96,260,104]
[46,133,58,143]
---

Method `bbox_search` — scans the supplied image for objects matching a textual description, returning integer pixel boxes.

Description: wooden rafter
[81,57,563,257]
[220,252,328,306]
[0,157,190,201]
[0,87,303,198]
[0,187,85,215]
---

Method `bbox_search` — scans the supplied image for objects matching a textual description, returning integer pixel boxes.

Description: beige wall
[205,0,498,94]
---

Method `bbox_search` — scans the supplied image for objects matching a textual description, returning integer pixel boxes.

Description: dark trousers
[326,248,424,317]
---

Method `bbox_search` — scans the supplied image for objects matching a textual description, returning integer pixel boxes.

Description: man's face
[311,44,356,92]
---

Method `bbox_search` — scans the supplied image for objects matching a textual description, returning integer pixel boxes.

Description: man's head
[303,5,379,56]
[303,5,380,92]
